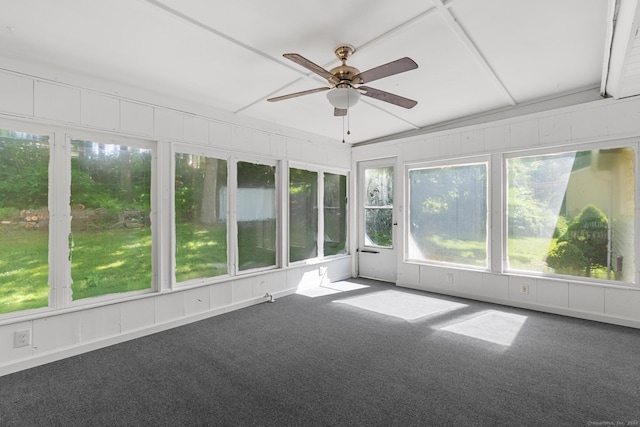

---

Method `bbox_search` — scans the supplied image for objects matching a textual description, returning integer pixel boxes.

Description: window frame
[287,162,350,265]
[404,156,490,269]
[171,144,231,287]
[64,132,158,306]
[233,156,280,275]
[502,139,638,286]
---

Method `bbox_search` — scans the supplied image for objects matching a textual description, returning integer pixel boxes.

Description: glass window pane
[507,148,635,282]
[237,161,276,271]
[408,163,487,267]
[0,130,50,314]
[364,167,393,247]
[289,168,318,262]
[175,154,228,282]
[324,173,347,256]
[70,139,152,299]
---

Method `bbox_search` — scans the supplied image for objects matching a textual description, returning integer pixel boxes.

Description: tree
[546,204,608,276]
[199,157,219,225]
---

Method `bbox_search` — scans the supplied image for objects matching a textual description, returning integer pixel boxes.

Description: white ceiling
[1,0,639,144]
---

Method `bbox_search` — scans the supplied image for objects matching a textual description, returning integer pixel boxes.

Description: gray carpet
[1,278,639,426]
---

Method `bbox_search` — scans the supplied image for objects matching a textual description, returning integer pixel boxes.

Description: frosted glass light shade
[326,87,361,109]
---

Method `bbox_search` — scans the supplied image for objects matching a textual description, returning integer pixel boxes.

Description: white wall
[0,68,352,376]
[353,94,640,329]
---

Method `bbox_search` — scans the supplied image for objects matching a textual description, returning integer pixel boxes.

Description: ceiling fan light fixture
[327,87,360,109]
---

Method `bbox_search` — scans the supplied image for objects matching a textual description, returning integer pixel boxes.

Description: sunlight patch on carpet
[440,310,528,346]
[333,290,467,320]
[296,281,370,298]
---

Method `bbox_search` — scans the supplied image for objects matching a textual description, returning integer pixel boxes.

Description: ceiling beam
[431,0,516,106]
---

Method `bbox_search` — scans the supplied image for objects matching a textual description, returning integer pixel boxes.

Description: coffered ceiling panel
[0,0,636,144]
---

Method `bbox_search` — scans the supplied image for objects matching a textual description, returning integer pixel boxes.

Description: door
[357,159,397,282]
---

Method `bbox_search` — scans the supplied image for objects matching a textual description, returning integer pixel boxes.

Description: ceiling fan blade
[353,57,418,84]
[267,86,330,102]
[334,108,347,117]
[283,53,337,82]
[358,86,418,109]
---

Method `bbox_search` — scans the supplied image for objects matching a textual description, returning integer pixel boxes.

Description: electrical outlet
[14,329,31,348]
[446,273,453,283]
[521,284,529,295]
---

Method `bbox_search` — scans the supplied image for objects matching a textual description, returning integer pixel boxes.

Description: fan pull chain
[342,115,345,143]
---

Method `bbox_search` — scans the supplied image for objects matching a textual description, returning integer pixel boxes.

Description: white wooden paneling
[0,321,32,364]
[232,278,253,302]
[78,304,121,342]
[183,114,209,144]
[402,139,423,161]
[81,91,119,130]
[34,81,81,123]
[508,275,537,303]
[420,265,459,292]
[460,129,485,153]
[483,124,510,152]
[0,72,33,116]
[324,146,351,169]
[509,119,540,148]
[120,298,155,332]
[155,108,184,140]
[569,283,605,314]
[481,273,509,300]
[267,270,288,294]
[570,107,609,141]
[251,275,269,298]
[286,268,303,290]
[539,112,572,145]
[458,269,483,295]
[439,133,462,157]
[209,121,233,148]
[184,287,211,316]
[120,101,154,136]
[249,131,270,156]
[607,98,640,136]
[421,137,441,160]
[155,292,185,324]
[32,314,79,353]
[397,262,420,286]
[604,287,640,321]
[269,135,287,158]
[210,282,233,309]
[536,279,569,308]
[232,126,252,152]
[286,138,304,161]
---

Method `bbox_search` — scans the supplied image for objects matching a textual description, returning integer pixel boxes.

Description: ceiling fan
[267,45,418,117]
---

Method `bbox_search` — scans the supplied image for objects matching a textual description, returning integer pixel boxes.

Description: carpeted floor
[1,278,639,426]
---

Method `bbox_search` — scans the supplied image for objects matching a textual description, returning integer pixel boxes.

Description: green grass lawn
[0,229,49,314]
[70,228,153,300]
[175,222,227,282]
[1,227,615,316]
[1,223,230,314]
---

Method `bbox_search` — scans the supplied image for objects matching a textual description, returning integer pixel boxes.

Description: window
[237,161,277,271]
[408,162,488,267]
[364,166,393,247]
[324,173,347,256]
[69,139,153,299]
[506,147,635,282]
[0,129,50,314]
[289,168,318,262]
[175,153,228,282]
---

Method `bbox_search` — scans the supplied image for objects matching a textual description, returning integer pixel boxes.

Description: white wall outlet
[446,273,454,283]
[521,284,529,295]
[14,329,31,348]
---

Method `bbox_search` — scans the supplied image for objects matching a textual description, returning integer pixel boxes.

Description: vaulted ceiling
[1,0,639,144]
